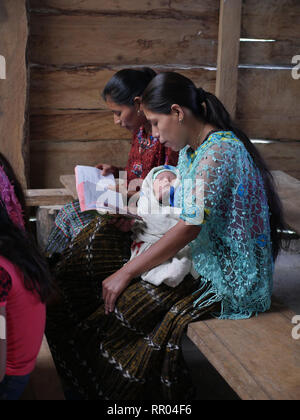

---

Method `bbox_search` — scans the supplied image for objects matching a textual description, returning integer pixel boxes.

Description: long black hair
[142,72,286,260]
[102,67,157,106]
[0,153,52,303]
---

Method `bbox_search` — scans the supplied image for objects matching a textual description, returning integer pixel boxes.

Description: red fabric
[0,256,46,376]
[125,126,178,189]
[0,267,12,305]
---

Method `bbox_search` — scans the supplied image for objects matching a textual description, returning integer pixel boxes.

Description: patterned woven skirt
[46,217,218,400]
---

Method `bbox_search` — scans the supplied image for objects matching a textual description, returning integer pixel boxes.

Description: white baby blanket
[129,166,198,288]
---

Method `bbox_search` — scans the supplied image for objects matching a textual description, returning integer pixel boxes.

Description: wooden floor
[21,336,65,400]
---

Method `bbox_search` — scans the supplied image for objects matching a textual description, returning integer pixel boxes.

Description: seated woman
[0,153,52,400]
[46,67,178,257]
[46,72,285,400]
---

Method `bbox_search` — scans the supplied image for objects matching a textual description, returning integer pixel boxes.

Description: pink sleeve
[0,267,12,306]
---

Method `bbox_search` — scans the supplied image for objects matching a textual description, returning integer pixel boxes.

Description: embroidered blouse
[0,267,12,306]
[125,126,178,188]
[177,131,274,319]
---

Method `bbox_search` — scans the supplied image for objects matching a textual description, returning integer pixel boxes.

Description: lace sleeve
[180,141,234,226]
[0,267,12,306]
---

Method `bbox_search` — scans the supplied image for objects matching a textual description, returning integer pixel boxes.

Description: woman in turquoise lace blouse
[102,72,285,320]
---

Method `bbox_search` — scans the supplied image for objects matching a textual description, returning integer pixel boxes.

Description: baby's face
[153,171,177,203]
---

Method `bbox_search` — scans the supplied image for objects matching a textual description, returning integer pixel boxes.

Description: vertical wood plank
[215,0,242,118]
[0,0,29,187]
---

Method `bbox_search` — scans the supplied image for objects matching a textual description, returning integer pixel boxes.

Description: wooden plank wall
[27,0,300,188]
[0,0,29,188]
[237,0,300,180]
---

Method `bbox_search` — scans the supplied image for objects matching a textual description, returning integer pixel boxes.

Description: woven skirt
[46,218,218,400]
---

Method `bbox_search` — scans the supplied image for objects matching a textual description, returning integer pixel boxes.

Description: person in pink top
[0,153,52,400]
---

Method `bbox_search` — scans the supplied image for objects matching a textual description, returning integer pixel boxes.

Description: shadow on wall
[0,2,8,22]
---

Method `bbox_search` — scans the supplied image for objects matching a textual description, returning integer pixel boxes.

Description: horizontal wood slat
[28,0,220,15]
[30,112,131,141]
[239,39,300,66]
[30,140,131,188]
[240,0,300,65]
[28,14,219,67]
[236,68,300,141]
[242,0,300,41]
[30,139,300,189]
[255,142,300,181]
[29,67,217,114]
[30,67,300,142]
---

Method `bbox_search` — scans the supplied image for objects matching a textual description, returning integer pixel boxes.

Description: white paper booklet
[75,165,125,213]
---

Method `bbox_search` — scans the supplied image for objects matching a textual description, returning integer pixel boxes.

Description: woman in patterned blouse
[46,68,178,256]
[102,71,286,320]
[0,153,52,400]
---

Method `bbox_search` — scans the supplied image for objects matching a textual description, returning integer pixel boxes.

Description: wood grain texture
[240,0,300,65]
[0,0,29,187]
[30,139,131,188]
[30,111,131,141]
[28,0,220,15]
[256,142,300,181]
[29,67,217,114]
[187,301,300,400]
[240,39,300,66]
[236,69,300,141]
[28,14,219,67]
[26,188,74,206]
[272,170,300,234]
[242,0,300,40]
[216,0,242,118]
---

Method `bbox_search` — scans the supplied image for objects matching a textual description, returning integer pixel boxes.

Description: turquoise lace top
[177,131,274,319]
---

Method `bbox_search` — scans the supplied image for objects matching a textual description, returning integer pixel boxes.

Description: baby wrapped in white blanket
[130,165,198,288]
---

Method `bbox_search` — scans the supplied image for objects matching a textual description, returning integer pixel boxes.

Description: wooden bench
[187,301,300,400]
[272,170,300,236]
[187,171,300,400]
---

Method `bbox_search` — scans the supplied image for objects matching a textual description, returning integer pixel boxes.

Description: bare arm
[102,219,201,313]
[124,219,200,278]
[0,306,7,382]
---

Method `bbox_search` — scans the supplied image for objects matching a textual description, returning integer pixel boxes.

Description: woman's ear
[171,104,185,124]
[134,96,142,115]
[133,96,142,109]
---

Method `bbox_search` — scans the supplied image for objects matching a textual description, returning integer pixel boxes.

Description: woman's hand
[96,163,119,177]
[109,217,135,232]
[102,269,132,315]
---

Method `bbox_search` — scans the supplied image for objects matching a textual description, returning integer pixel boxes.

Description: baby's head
[153,168,177,205]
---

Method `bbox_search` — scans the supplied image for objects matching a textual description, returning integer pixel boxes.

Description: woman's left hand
[102,269,132,315]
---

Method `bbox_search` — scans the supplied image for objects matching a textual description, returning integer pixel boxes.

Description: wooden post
[0,0,29,188]
[216,0,242,119]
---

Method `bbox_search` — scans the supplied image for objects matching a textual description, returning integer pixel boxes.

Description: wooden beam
[216,0,242,118]
[26,189,74,206]
[0,0,29,187]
